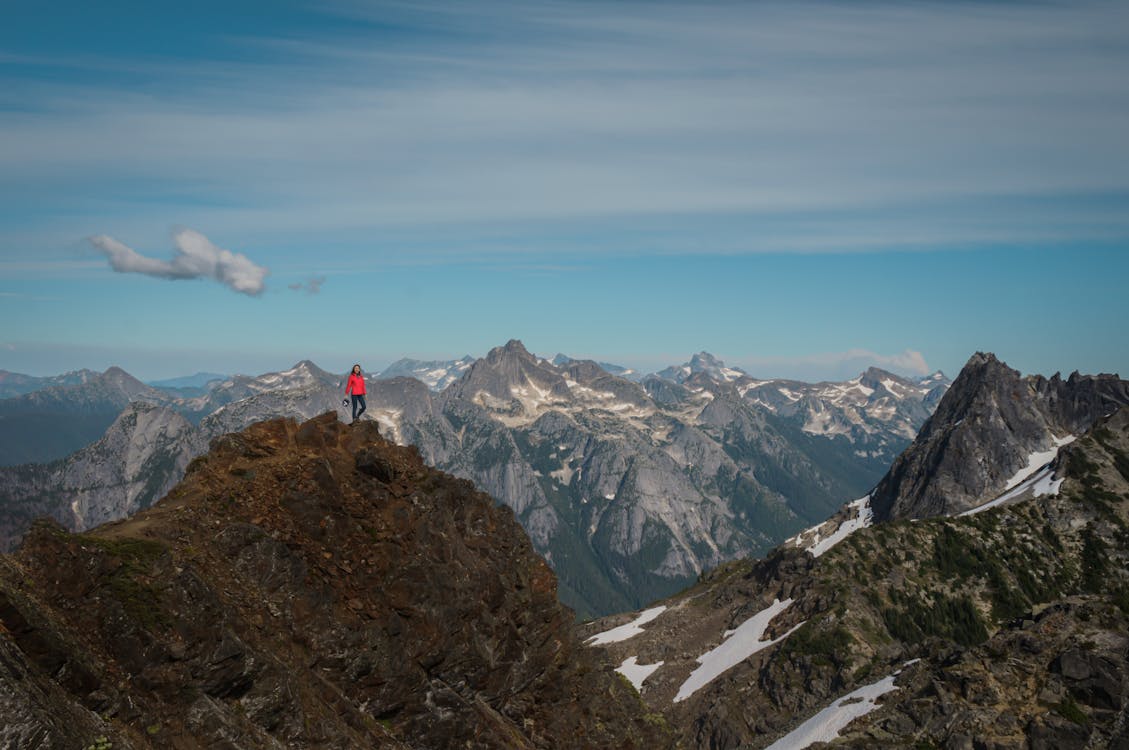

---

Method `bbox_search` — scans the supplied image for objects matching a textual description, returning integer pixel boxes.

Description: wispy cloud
[89,229,268,296]
[0,290,63,302]
[3,0,1129,258]
[733,349,934,381]
[288,275,326,294]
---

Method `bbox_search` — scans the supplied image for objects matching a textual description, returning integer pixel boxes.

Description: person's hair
[352,364,362,374]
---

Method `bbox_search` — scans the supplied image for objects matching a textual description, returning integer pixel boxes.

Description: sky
[2,0,1128,382]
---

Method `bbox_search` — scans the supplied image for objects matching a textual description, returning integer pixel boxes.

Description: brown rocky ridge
[0,412,674,749]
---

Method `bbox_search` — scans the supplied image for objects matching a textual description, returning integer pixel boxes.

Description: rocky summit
[870,352,1129,520]
[0,413,673,749]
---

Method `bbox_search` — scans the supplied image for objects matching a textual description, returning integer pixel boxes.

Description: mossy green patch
[883,590,988,647]
[1080,529,1110,594]
[1056,695,1090,725]
[76,534,171,630]
[781,622,854,666]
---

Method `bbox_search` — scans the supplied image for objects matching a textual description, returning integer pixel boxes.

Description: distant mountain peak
[287,359,332,376]
[963,351,1011,373]
[689,351,724,368]
[860,365,897,380]
[478,339,537,366]
[97,366,157,396]
[502,338,531,355]
[656,352,746,384]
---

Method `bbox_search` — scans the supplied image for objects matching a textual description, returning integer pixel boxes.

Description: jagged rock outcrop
[0,413,673,749]
[870,352,1129,519]
[582,406,1129,749]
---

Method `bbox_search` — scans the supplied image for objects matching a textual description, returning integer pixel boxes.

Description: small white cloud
[288,275,326,295]
[870,349,930,376]
[734,348,933,380]
[89,229,268,296]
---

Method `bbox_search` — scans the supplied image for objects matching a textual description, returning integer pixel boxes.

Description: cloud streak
[89,229,268,296]
[732,349,934,381]
[288,275,326,295]
[4,0,1129,261]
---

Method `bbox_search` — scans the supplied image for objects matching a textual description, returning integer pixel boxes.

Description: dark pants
[351,394,367,421]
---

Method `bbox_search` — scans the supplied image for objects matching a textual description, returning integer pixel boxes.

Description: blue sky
[2,1,1128,382]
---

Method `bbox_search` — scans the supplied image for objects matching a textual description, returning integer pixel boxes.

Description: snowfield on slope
[960,465,1064,517]
[961,433,1075,517]
[674,598,804,702]
[787,495,873,558]
[762,661,917,749]
[586,605,667,645]
[615,656,664,691]
[1002,434,1075,491]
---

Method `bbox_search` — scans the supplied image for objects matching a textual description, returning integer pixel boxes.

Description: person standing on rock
[345,364,367,423]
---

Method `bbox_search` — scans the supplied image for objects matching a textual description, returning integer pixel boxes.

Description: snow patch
[370,408,404,445]
[587,606,667,646]
[1002,434,1075,491]
[550,464,575,485]
[737,380,773,397]
[674,598,803,702]
[880,378,905,398]
[763,662,916,749]
[616,656,664,691]
[789,496,873,558]
[960,464,1065,517]
[802,408,853,437]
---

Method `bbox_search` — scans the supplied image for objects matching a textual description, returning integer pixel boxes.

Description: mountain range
[3,350,1128,748]
[377,356,476,390]
[0,342,948,618]
[0,368,103,399]
[0,366,170,466]
[580,355,1129,748]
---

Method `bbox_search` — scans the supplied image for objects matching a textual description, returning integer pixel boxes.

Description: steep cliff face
[0,402,201,551]
[0,413,672,749]
[582,406,1129,749]
[870,352,1129,520]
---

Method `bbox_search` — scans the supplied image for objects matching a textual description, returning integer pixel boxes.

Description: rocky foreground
[0,413,673,749]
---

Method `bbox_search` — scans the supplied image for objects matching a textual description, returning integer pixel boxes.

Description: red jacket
[346,373,366,395]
